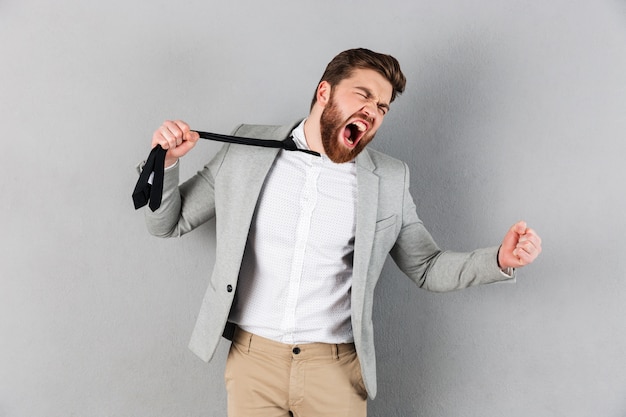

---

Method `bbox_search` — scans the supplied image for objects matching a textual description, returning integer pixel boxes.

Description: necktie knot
[282,136,298,151]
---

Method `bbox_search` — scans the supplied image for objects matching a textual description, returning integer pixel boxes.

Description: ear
[316,81,332,107]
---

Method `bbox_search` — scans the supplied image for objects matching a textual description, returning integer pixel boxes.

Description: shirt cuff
[164,159,179,171]
[500,267,516,278]
[136,158,179,184]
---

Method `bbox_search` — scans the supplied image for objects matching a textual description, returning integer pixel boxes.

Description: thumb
[513,220,528,235]
[499,221,528,268]
[503,221,526,247]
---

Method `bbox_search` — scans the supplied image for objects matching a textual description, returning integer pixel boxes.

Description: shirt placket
[280,157,321,344]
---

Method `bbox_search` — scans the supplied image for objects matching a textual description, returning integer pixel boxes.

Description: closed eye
[355,87,372,100]
[354,86,390,115]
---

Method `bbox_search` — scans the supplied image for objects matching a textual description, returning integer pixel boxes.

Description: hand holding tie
[152,120,200,167]
[133,120,319,211]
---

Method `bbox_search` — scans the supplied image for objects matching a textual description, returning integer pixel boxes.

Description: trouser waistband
[232,327,356,360]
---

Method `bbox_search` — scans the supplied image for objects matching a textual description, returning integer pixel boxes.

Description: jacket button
[226,285,233,293]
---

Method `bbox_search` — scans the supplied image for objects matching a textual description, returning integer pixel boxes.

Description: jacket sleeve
[143,144,230,238]
[389,162,514,292]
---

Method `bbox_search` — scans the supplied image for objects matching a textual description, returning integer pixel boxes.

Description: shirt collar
[290,118,357,164]
[291,119,310,150]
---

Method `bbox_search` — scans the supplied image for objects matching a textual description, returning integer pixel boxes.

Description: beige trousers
[225,327,368,417]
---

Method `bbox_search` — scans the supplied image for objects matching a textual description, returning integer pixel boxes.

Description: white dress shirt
[228,120,357,344]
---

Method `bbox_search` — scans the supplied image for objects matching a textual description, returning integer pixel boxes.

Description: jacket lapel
[352,150,379,318]
[217,146,280,277]
[226,121,301,233]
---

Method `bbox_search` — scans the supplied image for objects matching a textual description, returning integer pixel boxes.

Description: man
[141,48,542,417]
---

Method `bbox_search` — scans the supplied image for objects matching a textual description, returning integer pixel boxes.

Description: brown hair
[311,48,406,109]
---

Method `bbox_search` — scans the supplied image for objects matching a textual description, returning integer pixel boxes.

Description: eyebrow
[356,86,390,111]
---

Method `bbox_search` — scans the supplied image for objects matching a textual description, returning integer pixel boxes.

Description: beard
[319,94,376,164]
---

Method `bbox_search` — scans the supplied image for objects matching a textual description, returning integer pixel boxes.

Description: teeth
[353,121,366,132]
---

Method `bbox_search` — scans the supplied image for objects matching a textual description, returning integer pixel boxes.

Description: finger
[504,221,527,247]
[172,120,191,135]
[514,243,536,262]
[512,220,528,235]
[172,139,196,157]
[518,229,542,253]
[514,241,541,266]
[515,251,530,267]
[151,126,166,148]
[523,228,542,248]
[170,120,188,146]
[502,222,522,249]
[183,129,200,144]
[153,123,176,150]
[518,239,540,257]
[156,127,173,149]
[516,246,538,265]
[163,120,185,147]
[517,235,536,251]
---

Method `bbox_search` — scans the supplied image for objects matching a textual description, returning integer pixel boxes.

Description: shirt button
[292,347,301,355]
[226,285,233,293]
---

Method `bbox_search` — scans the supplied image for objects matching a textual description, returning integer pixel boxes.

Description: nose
[361,101,376,121]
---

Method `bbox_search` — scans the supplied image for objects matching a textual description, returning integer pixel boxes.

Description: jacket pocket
[374,215,396,232]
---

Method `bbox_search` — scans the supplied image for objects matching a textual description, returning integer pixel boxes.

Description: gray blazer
[144,122,513,399]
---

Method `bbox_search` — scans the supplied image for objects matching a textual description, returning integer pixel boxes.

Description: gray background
[1,0,625,416]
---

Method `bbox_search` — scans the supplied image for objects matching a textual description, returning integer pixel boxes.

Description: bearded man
[141,48,542,417]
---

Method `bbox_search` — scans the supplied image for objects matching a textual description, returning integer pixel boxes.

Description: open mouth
[343,120,368,147]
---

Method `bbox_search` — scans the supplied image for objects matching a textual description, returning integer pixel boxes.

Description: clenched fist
[498,221,542,269]
[152,120,200,167]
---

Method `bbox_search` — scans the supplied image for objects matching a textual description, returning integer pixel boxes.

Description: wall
[1,0,625,416]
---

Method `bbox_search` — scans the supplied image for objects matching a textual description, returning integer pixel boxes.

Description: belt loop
[332,344,339,360]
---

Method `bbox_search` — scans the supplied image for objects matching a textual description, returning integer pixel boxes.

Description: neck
[303,109,325,155]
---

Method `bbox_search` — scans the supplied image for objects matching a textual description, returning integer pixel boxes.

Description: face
[319,68,393,163]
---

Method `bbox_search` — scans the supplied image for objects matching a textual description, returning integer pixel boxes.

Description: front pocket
[374,215,396,232]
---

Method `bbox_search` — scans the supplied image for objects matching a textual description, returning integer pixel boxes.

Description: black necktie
[132,130,320,211]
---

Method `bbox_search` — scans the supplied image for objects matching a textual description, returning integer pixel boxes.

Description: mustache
[351,112,374,125]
